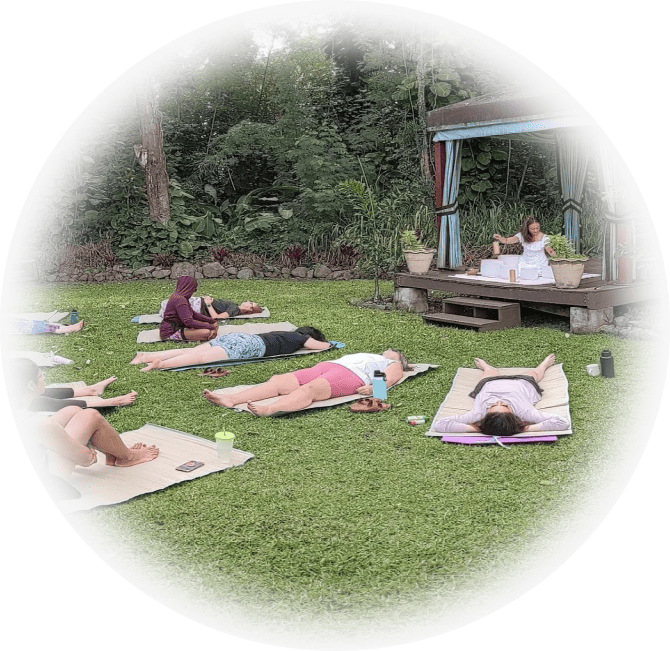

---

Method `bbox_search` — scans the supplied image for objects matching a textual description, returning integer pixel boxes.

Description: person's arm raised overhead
[303,337,333,350]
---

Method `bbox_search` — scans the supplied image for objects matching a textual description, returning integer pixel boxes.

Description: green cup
[214,431,235,463]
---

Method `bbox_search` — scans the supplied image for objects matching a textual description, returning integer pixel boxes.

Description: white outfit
[159,297,202,317]
[515,232,550,270]
[329,353,395,385]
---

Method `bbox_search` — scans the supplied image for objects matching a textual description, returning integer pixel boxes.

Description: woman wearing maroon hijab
[159,276,218,341]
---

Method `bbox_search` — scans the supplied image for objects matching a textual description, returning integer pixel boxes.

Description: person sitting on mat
[493,215,556,271]
[10,359,159,490]
[159,275,218,342]
[432,355,569,436]
[132,326,331,371]
[159,295,263,320]
[13,318,84,335]
[27,373,138,411]
[203,349,411,417]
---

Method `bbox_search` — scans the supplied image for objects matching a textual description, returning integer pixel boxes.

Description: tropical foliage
[29,13,604,271]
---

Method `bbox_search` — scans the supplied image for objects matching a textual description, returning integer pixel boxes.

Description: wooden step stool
[422,297,521,332]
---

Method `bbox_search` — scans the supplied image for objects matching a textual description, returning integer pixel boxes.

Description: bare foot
[87,376,117,396]
[115,444,159,467]
[538,354,556,372]
[139,360,160,372]
[248,402,275,417]
[57,320,85,334]
[203,389,238,408]
[131,353,148,365]
[474,358,496,372]
[105,442,144,465]
[104,391,138,407]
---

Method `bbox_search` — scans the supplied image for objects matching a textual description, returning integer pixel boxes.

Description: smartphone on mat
[176,461,204,472]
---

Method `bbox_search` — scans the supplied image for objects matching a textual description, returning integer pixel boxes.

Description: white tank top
[329,353,395,384]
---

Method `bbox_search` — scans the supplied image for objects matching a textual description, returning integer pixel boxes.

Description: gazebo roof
[427,87,588,134]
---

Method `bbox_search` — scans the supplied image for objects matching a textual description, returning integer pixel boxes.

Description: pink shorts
[292,362,365,398]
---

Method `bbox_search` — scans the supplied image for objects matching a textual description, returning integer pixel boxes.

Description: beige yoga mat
[137,320,296,344]
[135,307,270,324]
[14,311,70,323]
[426,363,571,438]
[211,363,438,415]
[58,423,254,513]
[10,351,74,367]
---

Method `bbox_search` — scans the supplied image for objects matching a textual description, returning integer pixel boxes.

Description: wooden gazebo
[394,87,653,333]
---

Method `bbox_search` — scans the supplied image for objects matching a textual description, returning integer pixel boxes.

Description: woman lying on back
[133,326,331,371]
[203,349,412,417]
[432,355,569,436]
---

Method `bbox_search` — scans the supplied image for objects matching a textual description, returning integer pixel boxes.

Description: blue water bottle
[372,370,387,400]
[70,308,78,324]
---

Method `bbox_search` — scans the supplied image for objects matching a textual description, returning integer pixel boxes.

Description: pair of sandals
[350,397,391,413]
[199,367,231,378]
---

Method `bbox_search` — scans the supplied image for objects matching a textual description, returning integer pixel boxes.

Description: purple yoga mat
[441,435,558,445]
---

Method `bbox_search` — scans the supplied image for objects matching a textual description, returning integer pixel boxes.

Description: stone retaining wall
[42,261,369,284]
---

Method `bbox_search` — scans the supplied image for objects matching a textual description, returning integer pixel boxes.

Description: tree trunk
[415,37,432,181]
[135,81,170,223]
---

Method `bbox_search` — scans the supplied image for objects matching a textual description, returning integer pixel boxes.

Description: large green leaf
[429,82,452,97]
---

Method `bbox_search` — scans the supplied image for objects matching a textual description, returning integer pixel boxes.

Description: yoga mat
[10,351,74,367]
[58,423,254,513]
[166,342,341,371]
[14,311,70,323]
[451,272,600,286]
[137,320,295,344]
[426,363,571,438]
[440,435,558,445]
[132,306,270,323]
[210,363,438,415]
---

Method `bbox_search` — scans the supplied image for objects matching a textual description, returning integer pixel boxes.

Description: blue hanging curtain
[437,140,462,268]
[556,131,588,253]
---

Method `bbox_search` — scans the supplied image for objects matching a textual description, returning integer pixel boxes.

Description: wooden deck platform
[395,258,658,332]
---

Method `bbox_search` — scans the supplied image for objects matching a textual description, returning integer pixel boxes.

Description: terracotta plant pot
[404,249,436,275]
[548,258,587,288]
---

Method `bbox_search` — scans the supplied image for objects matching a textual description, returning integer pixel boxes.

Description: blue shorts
[209,333,266,359]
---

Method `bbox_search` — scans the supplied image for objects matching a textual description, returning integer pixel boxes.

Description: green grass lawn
[10,278,665,646]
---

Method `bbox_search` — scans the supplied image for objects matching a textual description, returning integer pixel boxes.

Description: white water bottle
[372,370,387,399]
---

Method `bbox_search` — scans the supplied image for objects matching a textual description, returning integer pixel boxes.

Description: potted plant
[401,230,436,275]
[547,234,588,288]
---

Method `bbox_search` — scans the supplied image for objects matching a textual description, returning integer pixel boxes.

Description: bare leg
[141,344,228,371]
[248,378,332,416]
[204,372,299,408]
[183,327,218,341]
[474,358,500,378]
[81,391,138,408]
[73,376,117,397]
[527,354,556,383]
[131,345,208,365]
[64,409,159,467]
[54,320,84,334]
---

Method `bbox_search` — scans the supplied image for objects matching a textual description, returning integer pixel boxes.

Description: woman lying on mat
[433,355,569,436]
[13,318,84,335]
[203,349,412,417]
[10,359,158,487]
[159,276,218,342]
[28,374,138,411]
[132,326,331,371]
[160,295,263,320]
[493,215,556,270]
